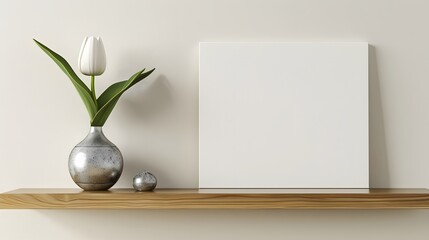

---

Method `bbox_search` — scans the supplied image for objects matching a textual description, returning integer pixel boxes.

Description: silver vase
[68,127,123,191]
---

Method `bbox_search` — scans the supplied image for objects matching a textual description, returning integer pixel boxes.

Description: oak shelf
[1,188,429,209]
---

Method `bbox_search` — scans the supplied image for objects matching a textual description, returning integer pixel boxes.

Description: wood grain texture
[1,188,429,209]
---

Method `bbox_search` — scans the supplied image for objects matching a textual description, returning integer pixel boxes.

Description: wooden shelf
[1,188,429,209]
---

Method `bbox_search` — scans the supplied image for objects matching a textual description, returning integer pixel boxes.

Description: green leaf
[33,39,97,119]
[97,81,126,108]
[91,68,156,126]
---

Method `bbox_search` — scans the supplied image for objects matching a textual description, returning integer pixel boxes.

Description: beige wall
[1,0,429,239]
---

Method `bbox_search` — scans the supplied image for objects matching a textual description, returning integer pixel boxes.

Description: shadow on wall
[369,45,389,188]
[119,74,172,119]
[112,73,180,188]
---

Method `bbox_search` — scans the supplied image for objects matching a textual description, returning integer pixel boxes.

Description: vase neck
[75,126,116,147]
[89,126,103,134]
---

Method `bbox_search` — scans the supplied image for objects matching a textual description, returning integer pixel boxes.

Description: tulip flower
[78,36,106,108]
[78,36,106,76]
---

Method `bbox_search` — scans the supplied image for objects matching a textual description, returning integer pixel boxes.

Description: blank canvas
[199,42,368,188]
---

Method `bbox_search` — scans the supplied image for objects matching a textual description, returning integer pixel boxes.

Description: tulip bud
[78,36,106,76]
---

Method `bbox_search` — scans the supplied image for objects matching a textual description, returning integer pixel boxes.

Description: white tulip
[78,36,106,76]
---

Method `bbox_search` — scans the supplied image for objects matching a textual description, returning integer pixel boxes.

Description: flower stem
[91,75,98,109]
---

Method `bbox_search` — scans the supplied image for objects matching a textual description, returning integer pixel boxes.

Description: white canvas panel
[199,42,368,188]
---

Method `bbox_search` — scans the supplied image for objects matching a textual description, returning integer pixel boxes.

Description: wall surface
[1,0,429,239]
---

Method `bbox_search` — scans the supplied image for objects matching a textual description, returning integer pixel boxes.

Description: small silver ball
[133,171,157,191]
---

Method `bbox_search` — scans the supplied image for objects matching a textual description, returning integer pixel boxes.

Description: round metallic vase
[69,127,123,191]
[133,171,157,191]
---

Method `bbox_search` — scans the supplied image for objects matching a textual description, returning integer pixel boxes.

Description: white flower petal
[78,36,88,72]
[78,36,106,76]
